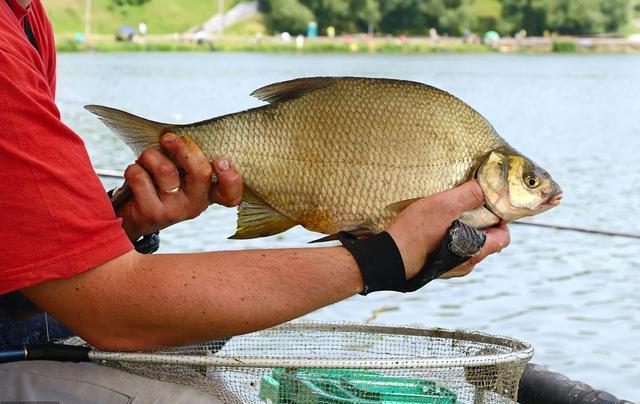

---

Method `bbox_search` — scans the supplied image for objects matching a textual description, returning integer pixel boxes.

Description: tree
[257,0,631,36]
[300,0,350,31]
[379,0,438,35]
[436,0,477,35]
[351,0,382,33]
[501,0,549,35]
[598,0,631,33]
[260,0,315,34]
[377,0,477,36]
[298,0,381,34]
[473,0,504,34]
[501,0,631,35]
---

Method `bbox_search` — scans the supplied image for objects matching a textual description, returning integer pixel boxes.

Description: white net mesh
[90,323,533,403]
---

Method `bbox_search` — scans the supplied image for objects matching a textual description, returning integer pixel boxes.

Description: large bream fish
[87,77,562,239]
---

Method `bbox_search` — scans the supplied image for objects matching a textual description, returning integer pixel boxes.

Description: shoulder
[29,0,57,93]
[0,0,56,99]
[28,0,53,33]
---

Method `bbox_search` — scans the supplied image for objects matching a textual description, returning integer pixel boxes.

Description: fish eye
[524,172,540,189]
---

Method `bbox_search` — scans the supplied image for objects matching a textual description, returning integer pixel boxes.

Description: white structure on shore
[201,1,258,35]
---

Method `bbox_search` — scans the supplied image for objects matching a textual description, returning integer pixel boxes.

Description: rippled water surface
[57,52,640,400]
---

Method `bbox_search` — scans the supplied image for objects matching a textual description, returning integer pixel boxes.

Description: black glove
[338,220,486,295]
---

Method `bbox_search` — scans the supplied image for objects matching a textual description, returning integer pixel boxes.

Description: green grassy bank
[55,37,496,53]
[44,0,243,35]
[55,35,640,54]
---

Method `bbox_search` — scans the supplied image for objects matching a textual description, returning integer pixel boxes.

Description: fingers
[121,163,164,238]
[387,180,487,279]
[209,157,243,207]
[139,133,242,209]
[160,134,212,203]
[123,164,162,212]
[438,261,475,279]
[118,135,245,240]
[435,180,486,216]
[136,145,181,195]
[470,221,510,264]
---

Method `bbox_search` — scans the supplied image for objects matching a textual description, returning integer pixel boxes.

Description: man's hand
[117,133,243,240]
[386,180,510,281]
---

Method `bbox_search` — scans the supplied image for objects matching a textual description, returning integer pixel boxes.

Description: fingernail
[217,159,230,172]
[162,133,177,143]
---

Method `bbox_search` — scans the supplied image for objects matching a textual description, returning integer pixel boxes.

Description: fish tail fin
[85,105,172,156]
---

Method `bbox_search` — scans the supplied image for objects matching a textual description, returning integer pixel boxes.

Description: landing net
[87,322,533,403]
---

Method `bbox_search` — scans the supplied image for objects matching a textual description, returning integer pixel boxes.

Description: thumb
[439,180,485,215]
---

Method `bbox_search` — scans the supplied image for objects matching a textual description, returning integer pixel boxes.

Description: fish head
[477,149,562,222]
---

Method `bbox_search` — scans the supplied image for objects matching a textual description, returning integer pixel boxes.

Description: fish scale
[86,77,561,240]
[172,78,506,234]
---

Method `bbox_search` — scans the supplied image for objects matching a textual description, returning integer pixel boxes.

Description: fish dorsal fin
[250,77,340,104]
[385,197,422,214]
[229,187,298,239]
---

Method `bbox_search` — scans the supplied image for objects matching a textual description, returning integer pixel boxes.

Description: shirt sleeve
[0,42,133,294]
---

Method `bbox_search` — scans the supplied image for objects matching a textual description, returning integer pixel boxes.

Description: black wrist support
[338,220,487,295]
[337,231,406,295]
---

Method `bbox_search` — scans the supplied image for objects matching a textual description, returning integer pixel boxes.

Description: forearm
[24,247,362,351]
[23,181,509,352]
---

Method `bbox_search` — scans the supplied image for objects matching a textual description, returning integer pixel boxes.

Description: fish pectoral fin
[309,228,376,244]
[385,197,422,214]
[250,77,340,104]
[229,188,297,239]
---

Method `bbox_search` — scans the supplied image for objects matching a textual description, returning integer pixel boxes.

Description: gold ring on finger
[164,186,180,194]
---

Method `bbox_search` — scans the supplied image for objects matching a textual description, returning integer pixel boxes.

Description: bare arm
[22,135,509,351]
[23,180,508,351]
[23,246,362,351]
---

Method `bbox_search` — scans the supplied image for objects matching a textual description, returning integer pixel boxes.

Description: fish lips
[536,191,563,214]
[545,192,563,206]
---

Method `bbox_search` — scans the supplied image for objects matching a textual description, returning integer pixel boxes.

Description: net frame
[91,323,534,369]
[84,322,534,403]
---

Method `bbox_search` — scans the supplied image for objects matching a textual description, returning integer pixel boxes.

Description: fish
[86,77,562,240]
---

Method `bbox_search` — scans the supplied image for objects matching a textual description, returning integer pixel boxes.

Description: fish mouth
[544,193,563,207]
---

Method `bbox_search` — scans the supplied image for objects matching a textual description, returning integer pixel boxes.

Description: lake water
[57,52,640,400]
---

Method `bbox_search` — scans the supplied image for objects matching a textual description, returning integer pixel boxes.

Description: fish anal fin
[229,188,297,239]
[250,77,340,104]
[385,197,422,214]
[309,228,376,244]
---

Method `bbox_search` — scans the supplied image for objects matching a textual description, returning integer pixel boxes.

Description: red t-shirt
[0,0,133,294]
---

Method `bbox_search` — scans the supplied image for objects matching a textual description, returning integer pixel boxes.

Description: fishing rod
[511,221,640,239]
[95,168,125,179]
[96,168,639,239]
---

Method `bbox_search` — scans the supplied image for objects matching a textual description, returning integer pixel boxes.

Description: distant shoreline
[55,34,640,54]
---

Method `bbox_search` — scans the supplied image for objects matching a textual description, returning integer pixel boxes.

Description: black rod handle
[0,344,91,363]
